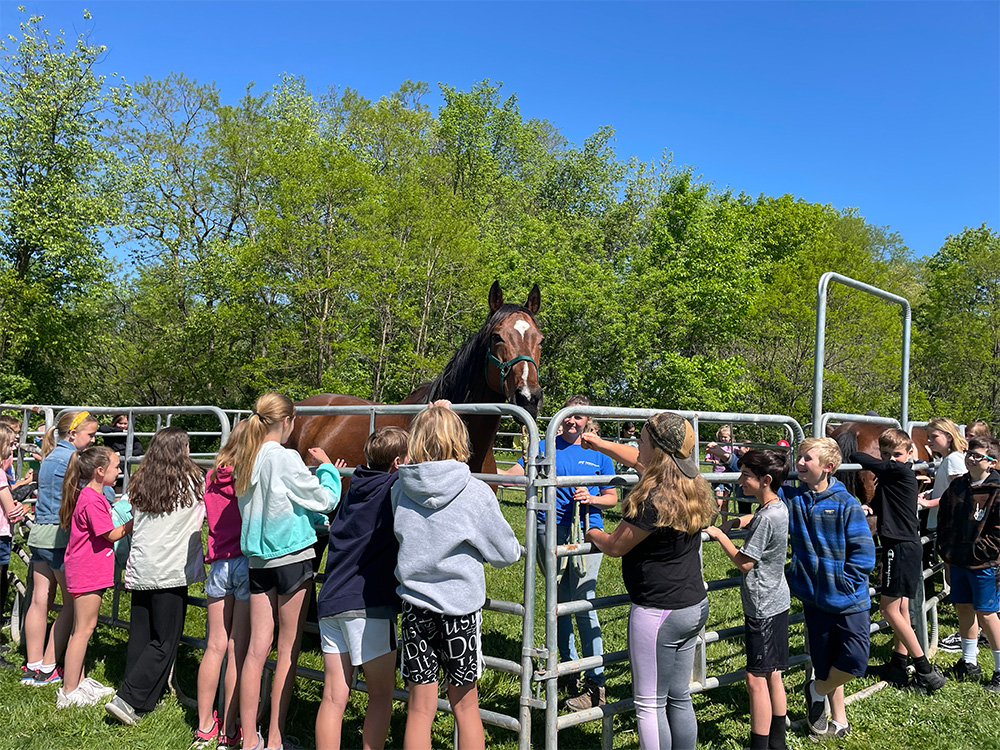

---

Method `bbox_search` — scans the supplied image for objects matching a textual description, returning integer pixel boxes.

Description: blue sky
[1,1,997,257]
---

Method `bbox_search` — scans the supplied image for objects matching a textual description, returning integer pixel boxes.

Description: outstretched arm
[580,433,640,469]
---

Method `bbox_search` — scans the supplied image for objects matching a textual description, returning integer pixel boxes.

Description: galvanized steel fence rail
[3,402,946,749]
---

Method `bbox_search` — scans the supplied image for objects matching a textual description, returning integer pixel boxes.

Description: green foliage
[0,8,126,401]
[916,224,1000,422]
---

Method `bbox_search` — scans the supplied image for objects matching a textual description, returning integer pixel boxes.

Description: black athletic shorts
[745,610,790,674]
[399,601,482,687]
[248,559,314,596]
[881,537,922,599]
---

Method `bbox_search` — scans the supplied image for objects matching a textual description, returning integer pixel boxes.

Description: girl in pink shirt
[194,436,249,748]
[58,446,133,708]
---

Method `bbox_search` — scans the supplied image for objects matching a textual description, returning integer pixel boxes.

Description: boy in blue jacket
[315,426,409,750]
[785,437,875,740]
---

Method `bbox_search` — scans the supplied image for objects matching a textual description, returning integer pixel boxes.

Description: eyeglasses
[967,452,995,462]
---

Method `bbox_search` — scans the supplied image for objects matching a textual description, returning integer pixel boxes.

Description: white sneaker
[56,686,91,708]
[81,677,115,698]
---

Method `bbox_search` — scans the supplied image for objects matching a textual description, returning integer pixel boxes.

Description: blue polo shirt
[520,436,614,531]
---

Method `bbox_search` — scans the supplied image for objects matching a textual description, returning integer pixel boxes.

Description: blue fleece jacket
[317,466,401,619]
[782,478,875,614]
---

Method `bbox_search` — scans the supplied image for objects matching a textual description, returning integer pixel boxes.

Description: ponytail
[42,411,98,457]
[60,446,116,529]
[230,392,295,497]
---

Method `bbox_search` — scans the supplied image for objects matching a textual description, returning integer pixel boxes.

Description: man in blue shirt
[504,395,617,710]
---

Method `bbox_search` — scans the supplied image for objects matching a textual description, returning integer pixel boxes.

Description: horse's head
[485,281,543,418]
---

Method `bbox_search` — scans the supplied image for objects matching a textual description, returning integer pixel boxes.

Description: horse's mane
[418,303,536,405]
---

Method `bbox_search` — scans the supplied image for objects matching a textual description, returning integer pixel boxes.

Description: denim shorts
[0,535,10,566]
[950,565,1000,612]
[205,556,250,601]
[29,545,65,572]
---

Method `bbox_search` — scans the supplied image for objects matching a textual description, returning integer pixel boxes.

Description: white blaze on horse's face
[519,363,531,399]
[513,319,530,340]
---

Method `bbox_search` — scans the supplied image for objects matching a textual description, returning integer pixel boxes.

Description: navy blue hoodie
[317,466,402,619]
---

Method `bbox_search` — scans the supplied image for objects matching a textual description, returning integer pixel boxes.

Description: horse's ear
[489,281,504,313]
[525,284,540,315]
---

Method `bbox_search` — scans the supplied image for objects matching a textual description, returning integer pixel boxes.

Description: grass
[4,488,1000,749]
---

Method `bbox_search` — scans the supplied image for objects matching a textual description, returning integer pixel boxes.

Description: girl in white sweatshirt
[229,392,342,750]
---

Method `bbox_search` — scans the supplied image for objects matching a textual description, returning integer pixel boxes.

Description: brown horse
[829,421,932,506]
[287,281,543,476]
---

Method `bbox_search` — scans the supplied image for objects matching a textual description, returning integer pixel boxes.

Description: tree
[916,224,1000,422]
[0,8,126,401]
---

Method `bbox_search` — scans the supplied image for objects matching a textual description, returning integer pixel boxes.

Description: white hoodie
[392,459,521,615]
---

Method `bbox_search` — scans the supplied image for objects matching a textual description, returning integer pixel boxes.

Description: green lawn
[3,490,1000,749]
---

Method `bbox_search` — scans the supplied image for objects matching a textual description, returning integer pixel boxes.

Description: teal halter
[485,351,538,396]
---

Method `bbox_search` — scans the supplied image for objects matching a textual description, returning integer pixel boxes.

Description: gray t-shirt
[740,500,790,619]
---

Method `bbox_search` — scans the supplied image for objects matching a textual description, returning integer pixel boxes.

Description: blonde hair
[798,437,842,472]
[627,431,716,535]
[878,428,913,453]
[229,393,296,497]
[0,425,15,463]
[41,411,98,457]
[927,417,968,456]
[407,406,471,464]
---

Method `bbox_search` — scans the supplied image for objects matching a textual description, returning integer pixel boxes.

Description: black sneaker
[802,679,828,734]
[882,661,910,688]
[985,671,1000,694]
[912,666,947,694]
[938,632,962,652]
[949,659,982,682]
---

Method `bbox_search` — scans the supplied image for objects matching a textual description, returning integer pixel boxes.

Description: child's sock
[40,662,55,673]
[26,660,42,671]
[890,651,908,669]
[769,715,787,750]
[750,732,769,749]
[961,637,979,664]
[913,654,932,674]
[992,650,1000,672]
[830,719,849,732]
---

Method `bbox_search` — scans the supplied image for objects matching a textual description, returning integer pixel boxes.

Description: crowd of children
[2,402,999,749]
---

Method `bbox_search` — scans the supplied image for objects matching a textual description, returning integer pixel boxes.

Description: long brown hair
[627,427,716,535]
[41,411,98,457]
[229,393,295,496]
[128,427,203,514]
[59,446,117,529]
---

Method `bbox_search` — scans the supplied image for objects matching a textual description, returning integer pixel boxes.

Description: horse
[287,281,543,477]
[828,421,933,506]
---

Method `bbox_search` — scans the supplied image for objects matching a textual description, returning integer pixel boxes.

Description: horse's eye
[491,333,503,345]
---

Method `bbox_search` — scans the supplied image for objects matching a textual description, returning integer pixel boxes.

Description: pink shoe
[192,710,219,747]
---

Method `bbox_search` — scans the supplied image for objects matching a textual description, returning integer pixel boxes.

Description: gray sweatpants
[628,599,709,750]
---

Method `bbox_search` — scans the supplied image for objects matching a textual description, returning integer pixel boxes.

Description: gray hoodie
[392,459,521,615]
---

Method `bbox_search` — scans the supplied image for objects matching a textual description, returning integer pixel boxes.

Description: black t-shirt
[621,496,707,610]
[848,452,919,542]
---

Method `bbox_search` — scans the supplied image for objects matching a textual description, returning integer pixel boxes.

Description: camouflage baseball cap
[645,412,700,478]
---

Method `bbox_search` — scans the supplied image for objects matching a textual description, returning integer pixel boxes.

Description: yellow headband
[69,411,92,431]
